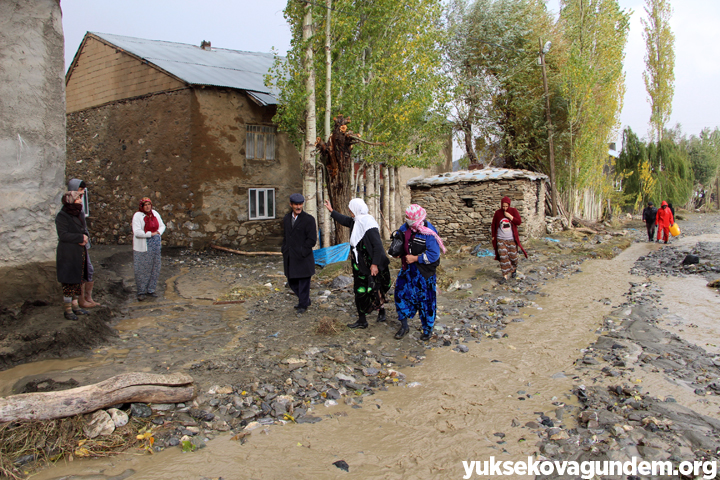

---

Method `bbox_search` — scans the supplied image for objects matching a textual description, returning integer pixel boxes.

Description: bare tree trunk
[324,0,332,140]
[323,178,332,246]
[381,165,390,238]
[366,163,376,221]
[374,163,380,221]
[302,1,318,233]
[316,166,326,247]
[393,166,401,228]
[0,373,195,422]
[388,167,396,232]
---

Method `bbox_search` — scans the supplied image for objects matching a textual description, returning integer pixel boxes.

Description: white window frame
[248,188,275,220]
[246,125,276,160]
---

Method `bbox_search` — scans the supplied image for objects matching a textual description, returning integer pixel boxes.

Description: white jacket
[132,210,166,252]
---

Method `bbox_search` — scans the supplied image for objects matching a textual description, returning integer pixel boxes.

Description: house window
[248,188,275,220]
[246,125,275,160]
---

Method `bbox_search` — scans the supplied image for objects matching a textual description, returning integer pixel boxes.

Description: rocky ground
[1,211,719,477]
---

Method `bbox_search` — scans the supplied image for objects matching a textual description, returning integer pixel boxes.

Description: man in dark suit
[281,193,317,314]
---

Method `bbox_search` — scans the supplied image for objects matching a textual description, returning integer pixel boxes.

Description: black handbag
[387,230,404,257]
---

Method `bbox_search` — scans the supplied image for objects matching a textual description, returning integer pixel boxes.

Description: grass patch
[0,416,149,480]
[316,261,351,280]
[314,316,347,335]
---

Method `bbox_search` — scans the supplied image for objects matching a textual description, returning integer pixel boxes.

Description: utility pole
[539,39,558,217]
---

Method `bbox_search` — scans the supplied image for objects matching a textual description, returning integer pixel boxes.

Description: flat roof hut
[407,168,548,247]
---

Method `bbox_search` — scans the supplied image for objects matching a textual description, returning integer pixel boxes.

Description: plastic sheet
[313,242,350,267]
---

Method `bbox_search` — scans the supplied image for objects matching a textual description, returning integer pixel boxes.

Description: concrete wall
[0,0,66,306]
[66,35,184,113]
[409,179,546,247]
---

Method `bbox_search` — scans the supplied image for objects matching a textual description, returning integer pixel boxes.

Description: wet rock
[84,410,115,438]
[108,408,129,427]
[189,408,215,422]
[333,460,350,472]
[167,437,180,447]
[454,345,469,353]
[331,276,353,289]
[326,388,341,400]
[130,403,152,418]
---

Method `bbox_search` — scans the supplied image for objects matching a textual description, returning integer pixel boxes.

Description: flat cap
[289,193,305,204]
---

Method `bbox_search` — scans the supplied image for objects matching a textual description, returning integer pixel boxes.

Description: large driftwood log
[210,244,282,256]
[0,373,195,422]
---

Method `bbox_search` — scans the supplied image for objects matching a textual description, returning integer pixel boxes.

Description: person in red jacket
[491,196,528,283]
[655,200,674,244]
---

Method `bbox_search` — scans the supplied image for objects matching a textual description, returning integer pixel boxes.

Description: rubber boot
[394,318,409,339]
[348,314,368,329]
[377,307,387,323]
[79,281,100,308]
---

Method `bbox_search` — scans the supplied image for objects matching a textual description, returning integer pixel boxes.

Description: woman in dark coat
[324,198,391,329]
[56,191,90,320]
[491,196,528,283]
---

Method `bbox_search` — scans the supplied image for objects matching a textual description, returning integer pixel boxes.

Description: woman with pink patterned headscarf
[388,204,446,341]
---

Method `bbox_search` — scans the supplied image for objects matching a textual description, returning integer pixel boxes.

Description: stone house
[407,168,548,247]
[0,0,65,307]
[65,32,301,249]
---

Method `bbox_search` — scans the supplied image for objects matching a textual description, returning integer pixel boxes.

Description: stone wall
[0,0,66,306]
[409,179,546,248]
[66,89,194,247]
[66,88,301,249]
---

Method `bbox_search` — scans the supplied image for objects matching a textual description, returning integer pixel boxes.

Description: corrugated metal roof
[407,168,548,187]
[91,32,280,105]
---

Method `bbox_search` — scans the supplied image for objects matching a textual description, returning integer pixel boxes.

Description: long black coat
[281,210,317,279]
[55,210,87,284]
[330,211,389,275]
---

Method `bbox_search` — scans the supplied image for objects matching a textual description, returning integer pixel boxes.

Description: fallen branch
[0,373,195,422]
[210,244,282,256]
[575,227,598,235]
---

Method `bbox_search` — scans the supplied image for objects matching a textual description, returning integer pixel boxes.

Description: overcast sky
[61,0,719,149]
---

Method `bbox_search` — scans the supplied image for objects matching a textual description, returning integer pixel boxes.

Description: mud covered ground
[2,211,719,478]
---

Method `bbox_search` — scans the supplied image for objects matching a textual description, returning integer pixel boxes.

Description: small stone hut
[408,168,548,247]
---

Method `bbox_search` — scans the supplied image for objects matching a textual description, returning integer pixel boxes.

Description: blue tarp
[314,242,351,267]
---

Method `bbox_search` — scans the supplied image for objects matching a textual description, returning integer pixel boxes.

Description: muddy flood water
[11,220,718,480]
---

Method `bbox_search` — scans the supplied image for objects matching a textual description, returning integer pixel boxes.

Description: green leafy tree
[557,0,630,218]
[687,128,720,187]
[642,0,675,142]
[445,0,562,171]
[268,0,450,175]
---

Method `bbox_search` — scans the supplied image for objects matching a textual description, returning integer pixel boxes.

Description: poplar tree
[642,0,675,142]
[558,0,630,218]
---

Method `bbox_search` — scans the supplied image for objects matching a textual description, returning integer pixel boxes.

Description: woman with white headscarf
[324,198,391,329]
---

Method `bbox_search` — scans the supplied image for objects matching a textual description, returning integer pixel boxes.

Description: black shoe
[137,294,146,301]
[72,308,90,315]
[394,326,409,340]
[294,304,301,309]
[296,307,307,314]
[377,309,387,323]
[148,292,159,298]
[420,332,432,341]
[64,311,79,321]
[511,272,517,279]
[347,319,368,329]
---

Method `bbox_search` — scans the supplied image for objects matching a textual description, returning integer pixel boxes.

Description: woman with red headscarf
[132,197,166,301]
[491,196,528,283]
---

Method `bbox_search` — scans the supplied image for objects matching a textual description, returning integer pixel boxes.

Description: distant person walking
[281,193,317,314]
[56,191,90,320]
[642,201,658,242]
[656,201,674,244]
[68,178,101,307]
[324,198,391,329]
[391,204,445,341]
[132,197,166,301]
[491,196,528,283]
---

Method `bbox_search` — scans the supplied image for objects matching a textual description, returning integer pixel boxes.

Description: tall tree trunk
[382,165,390,238]
[324,0,332,140]
[302,1,318,232]
[323,177,332,246]
[393,167,401,228]
[366,163,376,221]
[374,163,380,221]
[316,166,325,247]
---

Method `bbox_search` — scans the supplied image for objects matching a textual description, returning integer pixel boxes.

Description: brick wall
[66,35,184,113]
